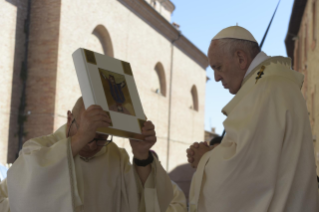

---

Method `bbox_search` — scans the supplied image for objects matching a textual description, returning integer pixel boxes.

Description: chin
[229,89,237,95]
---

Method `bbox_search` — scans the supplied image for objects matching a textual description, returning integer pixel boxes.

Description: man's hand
[186,142,210,168]
[130,121,156,160]
[71,105,111,156]
[130,121,156,185]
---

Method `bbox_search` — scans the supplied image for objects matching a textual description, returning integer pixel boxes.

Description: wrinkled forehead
[208,40,225,65]
[208,40,223,55]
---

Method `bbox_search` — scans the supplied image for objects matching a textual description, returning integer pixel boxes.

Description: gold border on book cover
[84,49,97,65]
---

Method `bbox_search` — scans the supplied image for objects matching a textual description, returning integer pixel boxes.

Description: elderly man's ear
[235,50,249,70]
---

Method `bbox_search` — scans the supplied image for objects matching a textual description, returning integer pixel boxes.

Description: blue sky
[170,0,295,135]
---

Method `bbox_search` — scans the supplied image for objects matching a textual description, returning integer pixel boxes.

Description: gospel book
[72,48,146,140]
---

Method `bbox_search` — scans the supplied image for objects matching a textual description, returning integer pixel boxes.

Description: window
[294,40,299,71]
[305,23,308,60]
[312,0,317,49]
[304,67,308,101]
[92,25,114,57]
[154,62,167,97]
[311,86,316,126]
[191,85,199,111]
[151,0,156,7]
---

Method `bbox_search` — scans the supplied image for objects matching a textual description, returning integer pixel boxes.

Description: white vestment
[0,179,9,212]
[166,181,187,212]
[6,125,173,212]
[189,56,319,212]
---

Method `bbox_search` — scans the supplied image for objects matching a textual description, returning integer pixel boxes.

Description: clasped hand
[186,142,211,168]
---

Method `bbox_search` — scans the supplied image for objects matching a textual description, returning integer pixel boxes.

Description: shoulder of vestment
[23,124,67,148]
[222,56,304,116]
[242,56,303,88]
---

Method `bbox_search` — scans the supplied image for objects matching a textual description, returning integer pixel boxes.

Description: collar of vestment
[222,56,304,116]
[243,51,270,80]
[54,124,107,161]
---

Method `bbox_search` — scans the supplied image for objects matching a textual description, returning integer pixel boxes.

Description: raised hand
[130,121,156,160]
[71,105,111,156]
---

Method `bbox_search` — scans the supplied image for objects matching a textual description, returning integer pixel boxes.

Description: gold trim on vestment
[255,66,266,84]
[241,56,291,86]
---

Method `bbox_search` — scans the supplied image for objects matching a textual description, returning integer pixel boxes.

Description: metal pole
[166,31,181,170]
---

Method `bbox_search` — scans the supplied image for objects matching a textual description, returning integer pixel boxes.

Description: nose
[214,71,222,82]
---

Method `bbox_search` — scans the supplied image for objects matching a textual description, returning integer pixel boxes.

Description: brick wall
[22,0,62,145]
[293,0,319,175]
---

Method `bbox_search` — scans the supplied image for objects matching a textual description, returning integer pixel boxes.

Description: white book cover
[72,48,146,140]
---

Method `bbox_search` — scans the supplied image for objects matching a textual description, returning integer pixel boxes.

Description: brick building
[285,0,319,174]
[0,0,208,172]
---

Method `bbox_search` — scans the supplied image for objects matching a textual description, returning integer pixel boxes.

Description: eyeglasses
[67,117,112,147]
[88,136,113,146]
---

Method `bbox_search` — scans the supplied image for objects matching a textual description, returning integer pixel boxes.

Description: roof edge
[118,0,209,70]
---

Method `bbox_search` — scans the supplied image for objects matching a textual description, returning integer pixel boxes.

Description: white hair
[216,38,260,60]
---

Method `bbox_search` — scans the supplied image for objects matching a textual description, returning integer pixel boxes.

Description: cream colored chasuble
[6,125,173,212]
[166,181,187,212]
[0,178,9,212]
[189,57,319,212]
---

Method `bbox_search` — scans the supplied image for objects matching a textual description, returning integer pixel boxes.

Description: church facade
[285,0,319,174]
[0,0,208,171]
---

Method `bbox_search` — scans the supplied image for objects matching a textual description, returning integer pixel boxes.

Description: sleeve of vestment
[133,155,174,212]
[165,181,187,212]
[190,76,311,211]
[0,178,10,212]
[7,137,78,212]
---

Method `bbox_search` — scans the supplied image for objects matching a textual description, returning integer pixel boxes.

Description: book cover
[72,48,146,140]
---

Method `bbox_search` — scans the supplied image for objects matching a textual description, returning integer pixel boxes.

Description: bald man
[187,26,319,212]
[4,97,173,212]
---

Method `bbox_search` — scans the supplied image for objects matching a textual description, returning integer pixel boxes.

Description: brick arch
[154,62,167,97]
[191,85,199,111]
[92,25,114,57]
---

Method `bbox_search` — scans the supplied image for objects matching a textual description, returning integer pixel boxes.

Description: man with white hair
[2,97,173,212]
[187,26,319,212]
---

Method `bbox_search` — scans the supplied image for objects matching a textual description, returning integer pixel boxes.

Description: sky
[170,0,295,135]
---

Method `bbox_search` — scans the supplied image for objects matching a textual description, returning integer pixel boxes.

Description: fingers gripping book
[72,48,146,140]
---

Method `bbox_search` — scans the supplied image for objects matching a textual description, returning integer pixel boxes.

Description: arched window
[191,85,199,111]
[154,62,167,97]
[312,0,317,49]
[92,25,114,57]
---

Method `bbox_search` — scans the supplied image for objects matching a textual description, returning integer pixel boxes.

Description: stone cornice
[158,0,175,13]
[118,0,208,70]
